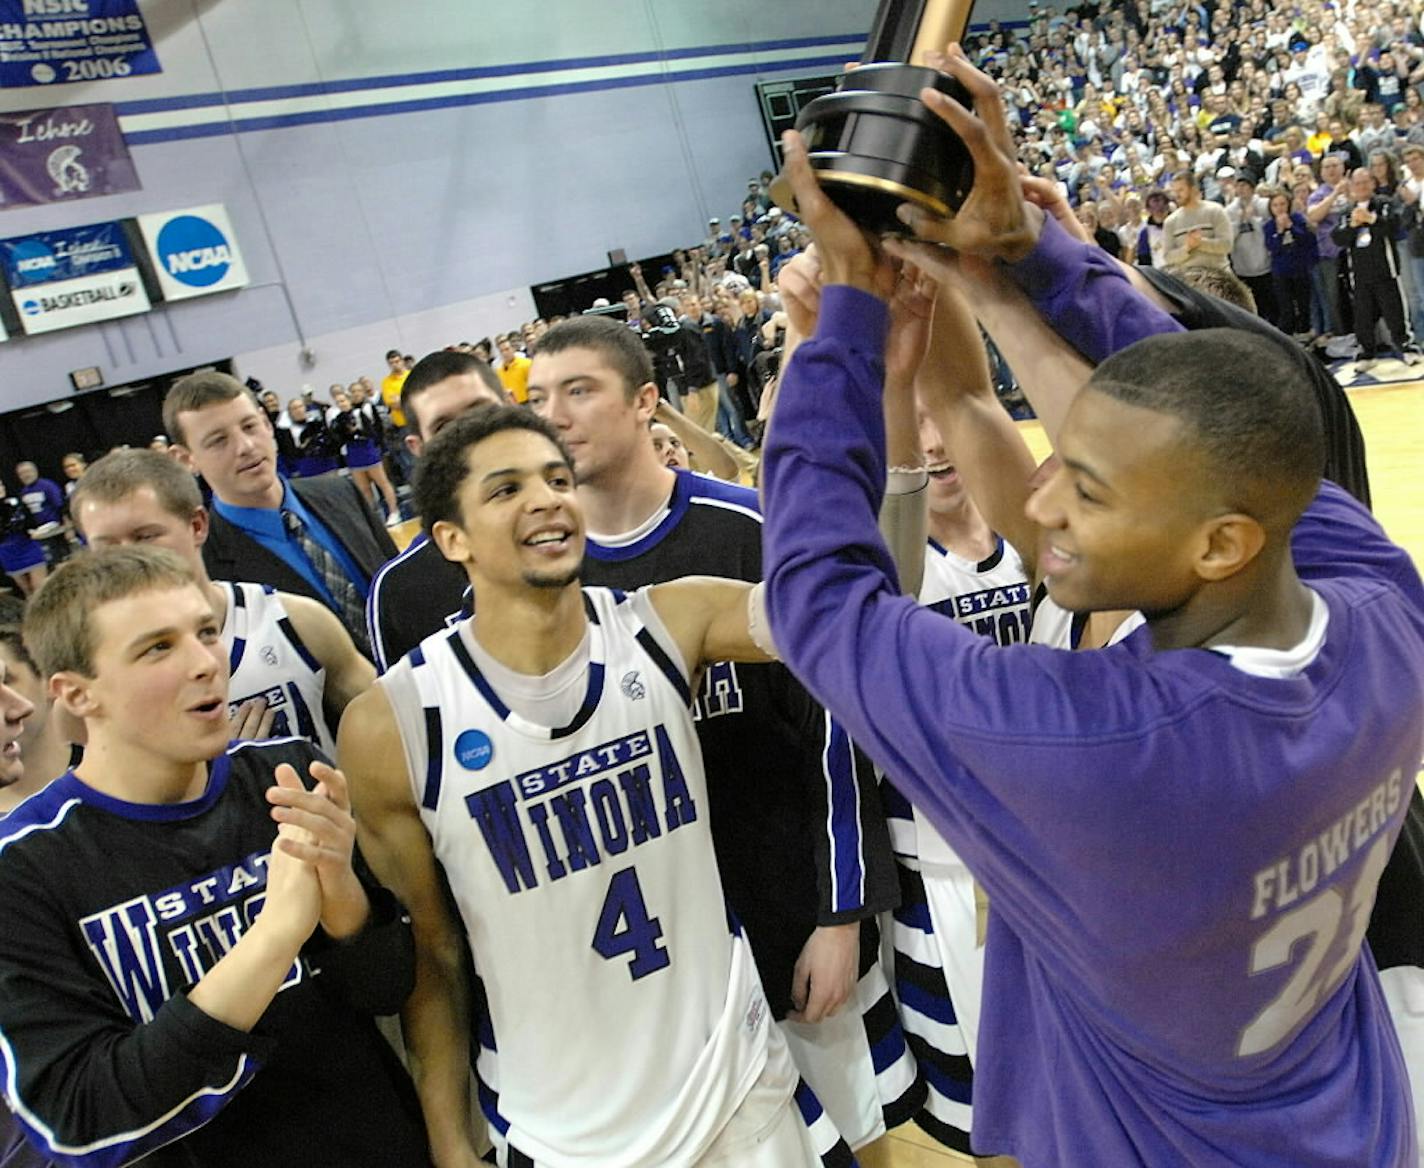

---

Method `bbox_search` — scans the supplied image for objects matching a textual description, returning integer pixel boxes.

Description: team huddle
[1,48,1423,1168]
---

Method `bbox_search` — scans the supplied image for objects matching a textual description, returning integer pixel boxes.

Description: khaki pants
[681,383,718,431]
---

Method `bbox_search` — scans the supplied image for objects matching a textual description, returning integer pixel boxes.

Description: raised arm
[651,399,741,482]
[646,576,774,668]
[340,688,481,1168]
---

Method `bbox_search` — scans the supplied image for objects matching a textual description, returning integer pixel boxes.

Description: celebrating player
[340,405,856,1167]
[759,45,1424,1168]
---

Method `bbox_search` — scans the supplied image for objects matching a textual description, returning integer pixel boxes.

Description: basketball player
[0,546,429,1167]
[340,406,855,1167]
[527,317,918,1161]
[763,65,1424,1167]
[70,448,374,755]
[365,350,505,671]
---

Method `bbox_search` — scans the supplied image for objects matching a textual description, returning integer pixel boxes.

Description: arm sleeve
[304,879,415,1017]
[804,708,900,924]
[759,287,1217,945]
[1003,212,1185,363]
[0,860,270,1168]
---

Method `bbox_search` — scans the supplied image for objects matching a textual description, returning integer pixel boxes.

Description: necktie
[282,509,372,659]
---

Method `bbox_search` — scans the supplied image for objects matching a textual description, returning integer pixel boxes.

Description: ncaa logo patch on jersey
[621,670,646,701]
[455,729,494,771]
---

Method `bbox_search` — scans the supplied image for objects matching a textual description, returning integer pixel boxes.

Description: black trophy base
[771,62,975,236]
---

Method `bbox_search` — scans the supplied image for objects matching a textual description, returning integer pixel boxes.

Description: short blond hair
[24,546,198,678]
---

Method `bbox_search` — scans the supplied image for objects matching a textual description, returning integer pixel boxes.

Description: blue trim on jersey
[34,753,233,824]
[476,1078,510,1136]
[635,628,692,706]
[898,974,959,1026]
[420,707,444,811]
[870,1017,910,1074]
[277,615,322,674]
[893,894,933,933]
[793,1078,825,1124]
[823,717,865,912]
[409,645,425,668]
[446,630,512,720]
[446,621,607,740]
[927,534,1005,573]
[227,583,248,674]
[582,593,600,625]
[548,663,605,740]
[584,470,761,563]
[288,684,320,746]
[920,1046,974,1104]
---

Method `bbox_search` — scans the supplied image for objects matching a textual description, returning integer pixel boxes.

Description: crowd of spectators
[955,0,1424,363]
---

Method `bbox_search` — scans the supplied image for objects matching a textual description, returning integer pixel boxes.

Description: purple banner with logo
[0,103,139,211]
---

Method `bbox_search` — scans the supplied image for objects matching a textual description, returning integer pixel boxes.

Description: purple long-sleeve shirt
[761,282,1424,1166]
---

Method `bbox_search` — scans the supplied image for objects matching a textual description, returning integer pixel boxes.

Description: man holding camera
[1331,167,1418,369]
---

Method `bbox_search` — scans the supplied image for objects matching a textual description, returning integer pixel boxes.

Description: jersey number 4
[1236,834,1391,1057]
[593,867,671,980]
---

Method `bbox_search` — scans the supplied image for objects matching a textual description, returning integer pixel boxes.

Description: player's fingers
[310,760,351,811]
[936,44,1016,162]
[270,803,339,842]
[272,762,302,791]
[255,704,276,739]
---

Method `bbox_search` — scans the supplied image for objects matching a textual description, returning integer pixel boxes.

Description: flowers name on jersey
[79,848,303,1024]
[466,725,697,896]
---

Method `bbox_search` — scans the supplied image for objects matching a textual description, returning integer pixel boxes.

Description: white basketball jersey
[908,539,1032,870]
[380,587,777,1167]
[219,581,335,756]
[1028,586,1145,650]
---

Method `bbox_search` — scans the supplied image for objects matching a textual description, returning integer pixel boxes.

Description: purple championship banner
[0,103,140,210]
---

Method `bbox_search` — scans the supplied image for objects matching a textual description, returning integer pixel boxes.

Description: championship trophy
[771,0,977,234]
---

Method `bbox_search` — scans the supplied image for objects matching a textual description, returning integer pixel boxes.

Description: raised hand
[893,45,1044,263]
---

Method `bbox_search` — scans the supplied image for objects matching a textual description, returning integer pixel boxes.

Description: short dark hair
[162,371,250,446]
[1087,329,1325,520]
[385,349,401,360]
[413,406,572,536]
[535,316,654,400]
[401,350,504,431]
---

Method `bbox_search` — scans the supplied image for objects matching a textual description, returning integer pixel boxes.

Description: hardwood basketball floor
[882,379,1424,1167]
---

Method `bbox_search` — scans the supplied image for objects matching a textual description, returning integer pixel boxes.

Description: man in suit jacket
[164,371,394,657]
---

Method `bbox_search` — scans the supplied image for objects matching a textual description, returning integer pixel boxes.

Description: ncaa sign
[137,204,248,302]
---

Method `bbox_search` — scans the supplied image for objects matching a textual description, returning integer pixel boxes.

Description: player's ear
[405,432,424,458]
[430,519,472,567]
[1194,513,1265,583]
[632,381,660,424]
[169,444,197,476]
[190,505,210,548]
[48,671,99,721]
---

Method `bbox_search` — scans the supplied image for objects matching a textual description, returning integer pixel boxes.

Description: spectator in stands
[1164,170,1233,269]
[1228,171,1278,324]
[495,333,532,404]
[1265,187,1318,338]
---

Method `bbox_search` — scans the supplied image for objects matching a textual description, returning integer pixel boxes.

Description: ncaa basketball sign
[137,203,247,302]
[0,219,149,335]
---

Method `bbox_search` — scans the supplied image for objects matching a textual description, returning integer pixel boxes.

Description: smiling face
[917,408,969,514]
[66,585,230,772]
[433,428,585,593]
[1025,387,1213,614]
[172,394,280,508]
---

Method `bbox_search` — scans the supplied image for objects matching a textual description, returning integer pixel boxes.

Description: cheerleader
[0,488,44,596]
[286,396,340,478]
[337,383,401,526]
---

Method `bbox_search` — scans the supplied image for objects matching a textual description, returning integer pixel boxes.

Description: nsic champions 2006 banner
[0,220,149,334]
[0,103,140,209]
[0,0,160,88]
